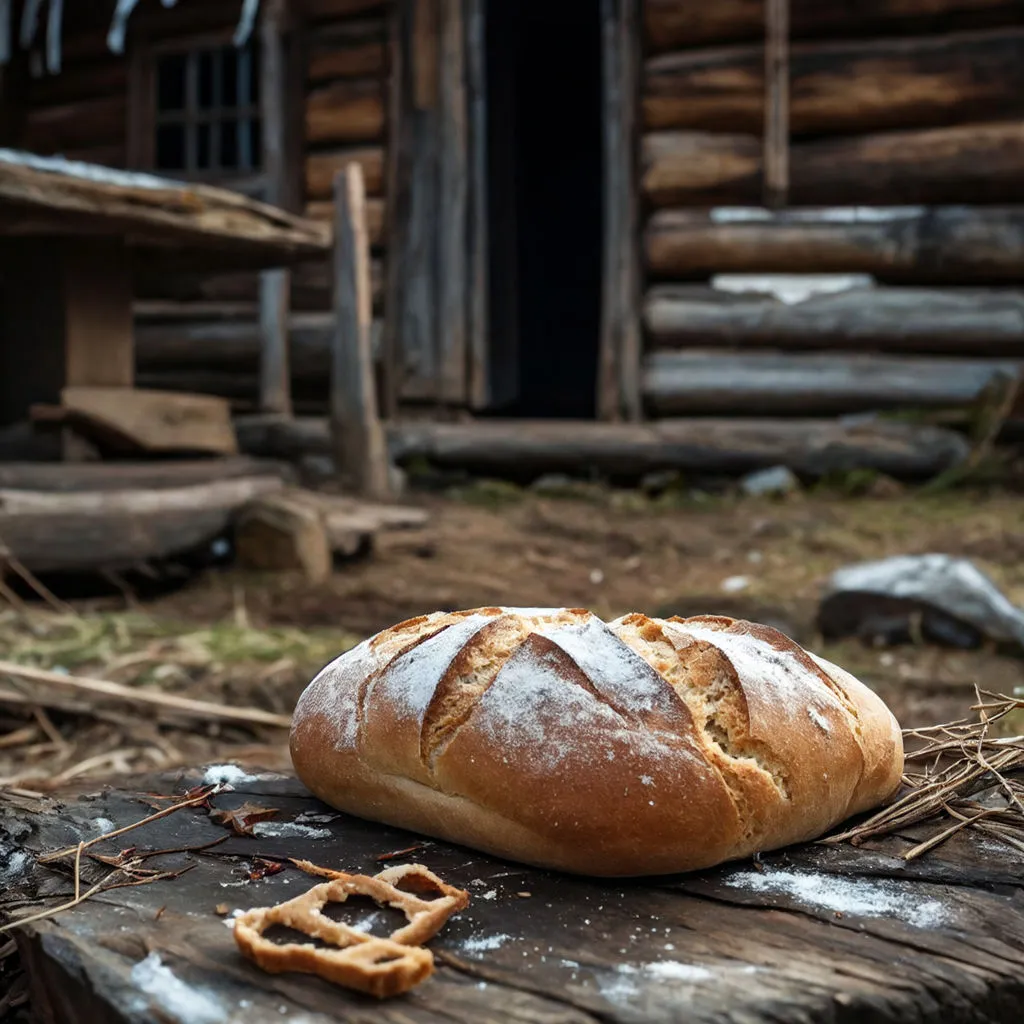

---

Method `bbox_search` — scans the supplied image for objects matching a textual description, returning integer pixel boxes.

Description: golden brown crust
[290,608,903,877]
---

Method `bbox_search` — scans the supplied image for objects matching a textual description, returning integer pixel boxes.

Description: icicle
[107,0,141,55]
[45,0,62,74]
[0,0,11,66]
[233,0,260,47]
[19,0,43,49]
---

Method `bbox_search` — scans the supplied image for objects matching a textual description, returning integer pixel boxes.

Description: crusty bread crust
[290,608,903,877]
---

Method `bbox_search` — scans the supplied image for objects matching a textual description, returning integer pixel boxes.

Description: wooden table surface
[2,768,1022,1024]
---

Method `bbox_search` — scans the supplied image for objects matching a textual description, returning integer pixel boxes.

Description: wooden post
[598,0,643,422]
[332,164,390,497]
[764,0,790,208]
[258,0,293,417]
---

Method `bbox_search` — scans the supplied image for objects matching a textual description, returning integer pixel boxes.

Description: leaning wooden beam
[643,350,1021,416]
[233,415,969,479]
[0,476,284,574]
[331,164,390,497]
[644,206,1024,282]
[642,122,1024,208]
[645,284,1024,356]
[643,0,1024,52]
[645,26,1024,137]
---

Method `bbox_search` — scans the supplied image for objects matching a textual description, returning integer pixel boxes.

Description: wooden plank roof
[0,147,331,267]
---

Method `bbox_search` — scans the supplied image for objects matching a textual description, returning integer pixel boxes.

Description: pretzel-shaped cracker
[287,861,470,944]
[233,864,469,998]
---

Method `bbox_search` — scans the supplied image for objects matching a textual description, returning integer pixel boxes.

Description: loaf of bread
[290,608,903,876]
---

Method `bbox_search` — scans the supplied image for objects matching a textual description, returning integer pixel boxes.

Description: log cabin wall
[0,0,389,415]
[640,0,1024,420]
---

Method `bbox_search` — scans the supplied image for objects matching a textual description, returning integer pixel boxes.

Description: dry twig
[0,786,219,936]
[826,690,1024,859]
[0,658,292,729]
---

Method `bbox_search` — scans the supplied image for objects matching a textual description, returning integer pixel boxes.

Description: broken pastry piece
[233,864,469,998]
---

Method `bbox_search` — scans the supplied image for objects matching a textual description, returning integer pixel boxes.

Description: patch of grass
[0,610,357,688]
[445,478,525,508]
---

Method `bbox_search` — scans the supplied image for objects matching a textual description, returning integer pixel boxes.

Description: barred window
[153,43,261,177]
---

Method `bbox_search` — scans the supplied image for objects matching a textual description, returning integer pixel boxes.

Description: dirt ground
[157,480,1024,725]
[3,480,1024,787]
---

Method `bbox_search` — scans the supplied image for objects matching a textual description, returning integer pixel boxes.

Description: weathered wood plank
[48,386,237,456]
[436,0,468,403]
[644,205,1024,282]
[644,0,1024,52]
[645,26,1024,137]
[3,770,1023,1023]
[331,164,390,496]
[645,284,1024,355]
[643,122,1024,208]
[234,414,970,479]
[0,151,330,265]
[598,0,643,422]
[643,349,1021,415]
[384,0,443,402]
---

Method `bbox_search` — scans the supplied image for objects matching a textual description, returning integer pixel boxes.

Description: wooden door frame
[382,0,479,412]
[597,0,642,422]
[384,0,641,419]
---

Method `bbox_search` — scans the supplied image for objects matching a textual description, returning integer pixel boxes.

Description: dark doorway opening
[483,0,604,419]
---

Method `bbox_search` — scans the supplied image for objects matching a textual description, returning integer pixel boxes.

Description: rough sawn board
[2,768,1023,1024]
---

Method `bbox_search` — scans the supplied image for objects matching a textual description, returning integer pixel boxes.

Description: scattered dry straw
[826,688,1024,859]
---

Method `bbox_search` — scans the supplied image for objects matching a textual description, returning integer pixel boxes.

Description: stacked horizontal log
[645,0,1024,53]
[233,414,971,481]
[641,0,1024,421]
[301,5,389,252]
[645,206,1024,282]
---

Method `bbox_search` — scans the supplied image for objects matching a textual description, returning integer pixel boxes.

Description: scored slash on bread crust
[290,609,904,877]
